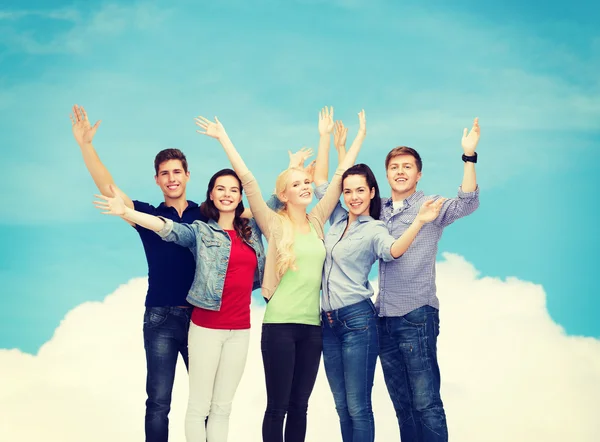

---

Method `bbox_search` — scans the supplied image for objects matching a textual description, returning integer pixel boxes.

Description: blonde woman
[195,107,365,442]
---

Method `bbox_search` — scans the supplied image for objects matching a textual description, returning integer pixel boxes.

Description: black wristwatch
[462,152,478,163]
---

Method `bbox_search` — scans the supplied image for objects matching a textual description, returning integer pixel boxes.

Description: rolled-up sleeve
[371,224,396,262]
[435,186,480,227]
[156,218,197,248]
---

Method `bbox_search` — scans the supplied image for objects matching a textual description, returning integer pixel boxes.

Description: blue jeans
[143,306,192,442]
[322,299,379,442]
[378,305,448,442]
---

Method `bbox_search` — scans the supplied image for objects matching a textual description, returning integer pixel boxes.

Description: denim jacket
[156,217,265,311]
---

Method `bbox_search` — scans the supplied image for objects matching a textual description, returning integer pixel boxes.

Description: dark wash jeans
[322,299,379,442]
[378,305,448,442]
[143,306,192,442]
[261,323,323,442]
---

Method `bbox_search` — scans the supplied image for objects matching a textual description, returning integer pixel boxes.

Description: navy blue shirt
[133,200,207,307]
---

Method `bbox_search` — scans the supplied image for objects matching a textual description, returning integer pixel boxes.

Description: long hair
[341,163,381,220]
[200,169,252,243]
[271,167,306,278]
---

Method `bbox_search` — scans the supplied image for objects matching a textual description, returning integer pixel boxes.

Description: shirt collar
[156,200,198,213]
[384,190,424,208]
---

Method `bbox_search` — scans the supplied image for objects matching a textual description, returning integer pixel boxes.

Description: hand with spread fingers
[93,184,127,216]
[318,106,334,136]
[195,116,228,140]
[70,104,101,146]
[416,198,446,224]
[288,147,314,169]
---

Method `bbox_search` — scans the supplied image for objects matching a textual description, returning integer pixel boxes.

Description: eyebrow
[160,169,183,173]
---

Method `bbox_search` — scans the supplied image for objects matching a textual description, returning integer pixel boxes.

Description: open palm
[195,116,227,139]
[416,198,446,224]
[93,192,127,216]
[318,106,334,135]
[70,105,101,145]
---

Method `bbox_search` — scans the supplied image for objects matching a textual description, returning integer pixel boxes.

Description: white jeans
[185,323,250,442]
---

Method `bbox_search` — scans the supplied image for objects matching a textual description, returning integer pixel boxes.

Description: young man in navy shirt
[70,104,206,442]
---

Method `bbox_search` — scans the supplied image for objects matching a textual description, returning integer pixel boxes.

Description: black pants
[261,323,323,442]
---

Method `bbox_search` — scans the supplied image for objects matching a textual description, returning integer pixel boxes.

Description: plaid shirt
[377,187,480,317]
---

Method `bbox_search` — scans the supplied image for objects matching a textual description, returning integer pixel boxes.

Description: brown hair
[200,169,252,243]
[385,146,422,172]
[154,148,189,175]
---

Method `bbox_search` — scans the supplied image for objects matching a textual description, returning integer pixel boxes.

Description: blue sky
[1,0,598,353]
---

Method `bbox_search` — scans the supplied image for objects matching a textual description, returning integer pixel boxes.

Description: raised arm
[71,105,134,225]
[94,185,166,231]
[314,106,334,186]
[311,110,367,223]
[389,198,445,258]
[93,186,197,247]
[460,117,480,193]
[194,116,276,235]
[338,110,366,171]
[434,118,481,227]
[333,120,348,167]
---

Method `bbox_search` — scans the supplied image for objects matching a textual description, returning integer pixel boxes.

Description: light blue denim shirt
[315,184,396,312]
[156,218,265,311]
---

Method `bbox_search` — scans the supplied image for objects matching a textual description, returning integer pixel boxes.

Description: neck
[217,211,235,230]
[286,203,308,226]
[391,188,416,203]
[164,194,188,217]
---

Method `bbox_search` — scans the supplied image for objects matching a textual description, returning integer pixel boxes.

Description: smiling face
[154,159,190,201]
[343,174,375,219]
[278,169,313,208]
[386,154,422,200]
[209,175,242,213]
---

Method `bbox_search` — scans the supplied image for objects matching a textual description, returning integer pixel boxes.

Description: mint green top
[263,223,325,325]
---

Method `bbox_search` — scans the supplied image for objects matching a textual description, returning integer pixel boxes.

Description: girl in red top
[185,169,258,441]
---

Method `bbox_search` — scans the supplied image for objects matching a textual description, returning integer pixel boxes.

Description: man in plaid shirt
[376,118,481,442]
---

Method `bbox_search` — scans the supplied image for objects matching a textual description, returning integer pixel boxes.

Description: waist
[145,306,192,319]
[321,298,376,321]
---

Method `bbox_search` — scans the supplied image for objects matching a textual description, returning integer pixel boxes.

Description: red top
[191,230,257,330]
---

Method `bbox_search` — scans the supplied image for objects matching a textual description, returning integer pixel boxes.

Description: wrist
[122,206,134,219]
[462,152,477,163]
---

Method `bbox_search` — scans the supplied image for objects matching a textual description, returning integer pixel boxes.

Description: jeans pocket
[144,308,168,329]
[400,307,429,327]
[343,313,372,331]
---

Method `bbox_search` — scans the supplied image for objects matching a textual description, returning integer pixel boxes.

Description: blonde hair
[272,167,306,278]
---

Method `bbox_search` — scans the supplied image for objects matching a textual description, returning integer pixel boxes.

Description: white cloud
[1,253,599,440]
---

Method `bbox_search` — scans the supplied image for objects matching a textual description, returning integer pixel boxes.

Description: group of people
[71,103,480,442]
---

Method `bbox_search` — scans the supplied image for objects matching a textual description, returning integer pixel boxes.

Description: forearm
[79,142,115,196]
[218,134,249,177]
[461,162,477,192]
[390,220,424,258]
[122,207,166,231]
[338,131,365,171]
[314,134,330,186]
